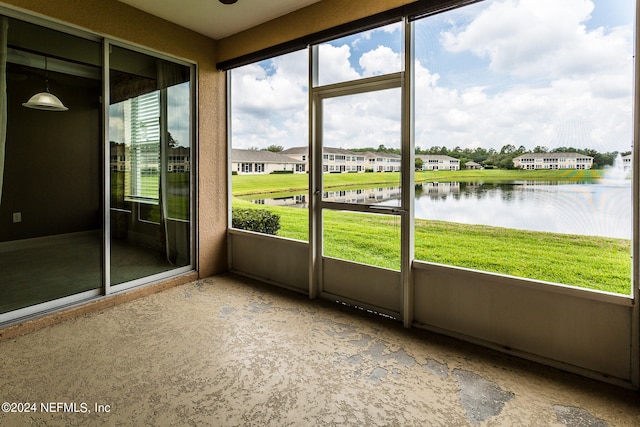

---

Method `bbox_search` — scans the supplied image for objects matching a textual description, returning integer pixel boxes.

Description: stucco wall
[0,0,227,277]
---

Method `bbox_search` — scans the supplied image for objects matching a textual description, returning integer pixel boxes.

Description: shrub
[270,170,294,174]
[232,208,281,235]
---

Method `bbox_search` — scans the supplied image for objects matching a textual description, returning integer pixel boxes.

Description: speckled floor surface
[1,274,638,426]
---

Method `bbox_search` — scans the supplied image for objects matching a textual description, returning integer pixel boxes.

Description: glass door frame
[103,39,197,295]
[308,19,415,324]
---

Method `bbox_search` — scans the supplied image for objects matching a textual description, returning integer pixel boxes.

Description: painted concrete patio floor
[0,274,638,426]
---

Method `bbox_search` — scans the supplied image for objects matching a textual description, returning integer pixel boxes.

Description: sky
[231,0,636,153]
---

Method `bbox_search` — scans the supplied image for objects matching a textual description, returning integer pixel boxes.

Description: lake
[412,180,631,239]
[243,178,632,239]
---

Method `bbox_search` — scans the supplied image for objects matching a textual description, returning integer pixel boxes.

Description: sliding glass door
[0,16,103,316]
[108,45,192,288]
[0,11,195,323]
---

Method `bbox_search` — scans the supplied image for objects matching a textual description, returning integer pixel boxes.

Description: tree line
[362,144,630,170]
[417,144,631,170]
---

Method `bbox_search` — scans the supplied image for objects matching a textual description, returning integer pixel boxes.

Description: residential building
[111,144,190,173]
[465,161,482,170]
[623,154,632,171]
[282,146,394,173]
[416,154,460,171]
[282,146,369,173]
[365,151,402,172]
[512,152,594,170]
[231,149,305,175]
[168,146,191,173]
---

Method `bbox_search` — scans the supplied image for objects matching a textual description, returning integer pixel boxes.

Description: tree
[533,145,548,153]
[500,144,516,154]
[499,156,516,169]
[450,146,463,158]
[415,157,424,171]
[168,132,178,148]
[264,145,284,152]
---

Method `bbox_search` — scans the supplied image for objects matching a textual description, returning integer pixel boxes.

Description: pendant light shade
[22,57,68,112]
[22,91,68,111]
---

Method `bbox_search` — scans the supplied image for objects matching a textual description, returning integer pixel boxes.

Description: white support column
[630,0,640,389]
[103,41,112,295]
[401,17,416,328]
[309,45,321,299]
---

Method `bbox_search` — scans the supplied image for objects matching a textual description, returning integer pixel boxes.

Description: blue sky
[232,0,635,153]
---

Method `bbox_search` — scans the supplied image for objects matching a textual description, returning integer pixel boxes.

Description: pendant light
[22,56,68,112]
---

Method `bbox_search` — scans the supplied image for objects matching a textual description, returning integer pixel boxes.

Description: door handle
[369,205,405,214]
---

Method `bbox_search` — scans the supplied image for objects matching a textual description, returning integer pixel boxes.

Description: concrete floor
[0,274,638,426]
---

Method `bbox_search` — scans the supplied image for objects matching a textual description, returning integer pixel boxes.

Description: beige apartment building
[512,152,594,170]
[282,146,401,173]
[231,148,305,175]
[416,154,460,170]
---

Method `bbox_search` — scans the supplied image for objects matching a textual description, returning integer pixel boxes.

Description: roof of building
[280,147,308,155]
[364,151,401,159]
[417,154,459,161]
[231,149,304,164]
[168,146,190,155]
[322,147,361,156]
[513,152,593,160]
[282,146,405,159]
[282,146,371,156]
[465,161,481,166]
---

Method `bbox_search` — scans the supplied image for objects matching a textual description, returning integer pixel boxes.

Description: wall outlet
[12,212,21,223]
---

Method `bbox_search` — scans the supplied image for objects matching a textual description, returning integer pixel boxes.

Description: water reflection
[244,180,632,239]
[244,186,402,207]
[416,181,631,239]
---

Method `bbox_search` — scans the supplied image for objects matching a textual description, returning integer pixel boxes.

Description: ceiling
[118,0,323,40]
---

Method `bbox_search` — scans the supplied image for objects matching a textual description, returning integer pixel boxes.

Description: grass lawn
[232,197,631,294]
[414,220,630,294]
[231,168,631,295]
[111,172,191,222]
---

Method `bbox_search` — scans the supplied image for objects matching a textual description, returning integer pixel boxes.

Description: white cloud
[318,44,360,85]
[351,21,402,48]
[231,1,633,153]
[414,61,633,152]
[360,46,402,77]
[168,82,191,147]
[108,98,124,142]
[441,0,631,80]
[231,50,309,149]
[418,0,634,152]
[232,55,307,114]
[323,89,401,149]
